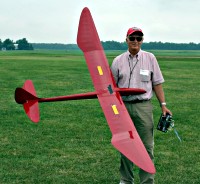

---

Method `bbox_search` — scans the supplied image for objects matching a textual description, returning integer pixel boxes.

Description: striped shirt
[110,49,164,101]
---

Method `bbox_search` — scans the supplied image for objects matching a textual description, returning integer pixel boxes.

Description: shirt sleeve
[110,57,119,85]
[151,55,165,85]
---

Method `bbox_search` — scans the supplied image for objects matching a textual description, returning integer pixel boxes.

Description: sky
[1,0,200,44]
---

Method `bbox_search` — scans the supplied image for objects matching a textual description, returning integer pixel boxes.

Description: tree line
[32,41,200,50]
[1,39,200,51]
[0,38,33,50]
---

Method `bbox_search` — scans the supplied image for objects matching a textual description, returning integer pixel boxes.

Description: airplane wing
[77,8,114,92]
[77,7,155,174]
[98,93,155,173]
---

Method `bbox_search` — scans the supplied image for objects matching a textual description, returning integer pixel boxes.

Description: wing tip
[77,7,102,52]
[111,132,156,174]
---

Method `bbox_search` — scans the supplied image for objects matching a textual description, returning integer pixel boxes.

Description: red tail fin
[15,87,38,104]
[15,80,40,123]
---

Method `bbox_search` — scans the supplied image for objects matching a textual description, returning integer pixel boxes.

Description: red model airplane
[15,7,156,174]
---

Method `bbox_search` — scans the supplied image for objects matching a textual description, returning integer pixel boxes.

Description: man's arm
[110,59,119,85]
[153,83,172,116]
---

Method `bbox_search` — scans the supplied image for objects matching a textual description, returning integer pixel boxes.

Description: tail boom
[15,82,146,105]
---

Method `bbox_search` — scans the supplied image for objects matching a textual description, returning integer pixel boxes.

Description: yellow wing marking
[97,66,103,75]
[112,105,119,115]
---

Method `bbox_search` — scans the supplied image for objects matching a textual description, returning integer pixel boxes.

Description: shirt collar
[127,49,142,60]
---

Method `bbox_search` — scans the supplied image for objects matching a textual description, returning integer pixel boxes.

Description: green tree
[3,39,15,50]
[16,38,33,50]
[0,39,2,50]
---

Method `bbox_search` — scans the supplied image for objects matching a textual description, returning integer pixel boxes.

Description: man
[110,27,172,184]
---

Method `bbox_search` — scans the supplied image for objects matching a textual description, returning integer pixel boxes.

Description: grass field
[0,50,200,183]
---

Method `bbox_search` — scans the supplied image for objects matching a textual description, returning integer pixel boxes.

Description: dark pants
[120,101,155,184]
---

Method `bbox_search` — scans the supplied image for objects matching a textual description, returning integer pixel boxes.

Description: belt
[124,99,150,104]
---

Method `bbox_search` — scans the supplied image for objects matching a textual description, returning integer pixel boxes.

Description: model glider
[15,7,156,174]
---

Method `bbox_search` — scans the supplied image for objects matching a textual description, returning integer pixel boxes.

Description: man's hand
[161,105,172,116]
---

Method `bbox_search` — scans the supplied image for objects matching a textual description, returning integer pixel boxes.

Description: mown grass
[0,50,200,183]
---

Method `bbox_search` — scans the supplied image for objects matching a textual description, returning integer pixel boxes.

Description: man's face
[126,34,143,53]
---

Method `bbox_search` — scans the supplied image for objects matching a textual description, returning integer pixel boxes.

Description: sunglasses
[128,36,143,42]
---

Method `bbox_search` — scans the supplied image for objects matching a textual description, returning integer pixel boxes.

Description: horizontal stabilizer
[15,80,40,123]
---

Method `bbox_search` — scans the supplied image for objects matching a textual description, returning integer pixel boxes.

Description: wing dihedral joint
[129,131,134,139]
[112,131,135,143]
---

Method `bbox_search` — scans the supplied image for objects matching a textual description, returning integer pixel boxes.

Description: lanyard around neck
[128,56,139,88]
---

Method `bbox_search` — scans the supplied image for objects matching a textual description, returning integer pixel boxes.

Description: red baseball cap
[127,27,144,36]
